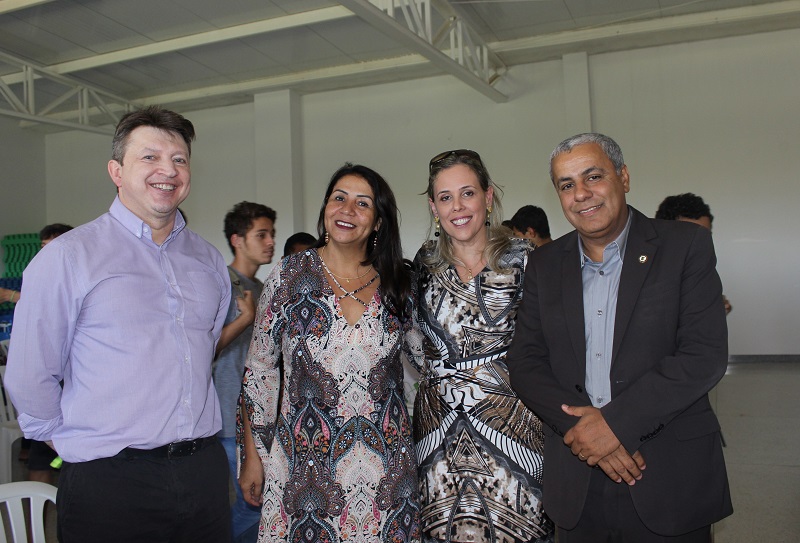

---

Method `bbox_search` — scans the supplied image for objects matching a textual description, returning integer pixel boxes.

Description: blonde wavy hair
[421,150,511,274]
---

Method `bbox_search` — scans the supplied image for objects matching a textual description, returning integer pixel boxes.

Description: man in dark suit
[506,133,732,541]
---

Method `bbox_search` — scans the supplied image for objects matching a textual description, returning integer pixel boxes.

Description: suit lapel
[612,208,658,364]
[561,233,586,370]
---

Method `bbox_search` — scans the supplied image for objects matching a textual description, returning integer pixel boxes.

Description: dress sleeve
[240,263,284,462]
[404,253,428,374]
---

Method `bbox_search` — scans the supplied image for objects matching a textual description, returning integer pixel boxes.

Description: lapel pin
[639,255,648,264]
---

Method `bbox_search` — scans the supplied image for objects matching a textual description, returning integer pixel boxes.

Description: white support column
[253,90,305,256]
[562,52,593,134]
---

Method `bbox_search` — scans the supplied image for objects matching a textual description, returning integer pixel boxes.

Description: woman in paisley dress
[239,164,423,543]
[412,150,554,543]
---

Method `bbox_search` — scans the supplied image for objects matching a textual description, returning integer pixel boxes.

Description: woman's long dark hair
[315,163,411,321]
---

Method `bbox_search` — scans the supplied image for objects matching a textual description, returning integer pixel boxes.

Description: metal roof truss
[0,50,139,135]
[343,0,507,102]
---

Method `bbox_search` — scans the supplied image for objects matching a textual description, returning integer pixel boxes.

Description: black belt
[116,436,216,459]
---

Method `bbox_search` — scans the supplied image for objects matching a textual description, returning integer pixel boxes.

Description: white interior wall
[44,130,111,227]
[1,27,796,354]
[0,115,46,240]
[588,29,800,356]
[179,103,257,257]
[300,55,567,263]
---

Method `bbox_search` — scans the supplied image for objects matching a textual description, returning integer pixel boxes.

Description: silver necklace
[319,249,378,307]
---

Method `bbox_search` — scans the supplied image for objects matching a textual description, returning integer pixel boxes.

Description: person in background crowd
[509,204,553,246]
[654,192,712,229]
[0,223,73,305]
[239,163,423,543]
[412,149,554,542]
[282,231,316,257]
[39,223,74,247]
[214,201,276,543]
[5,106,232,543]
[656,192,731,313]
[507,133,732,542]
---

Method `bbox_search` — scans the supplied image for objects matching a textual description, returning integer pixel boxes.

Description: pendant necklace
[459,257,484,282]
[319,248,379,307]
[331,264,372,284]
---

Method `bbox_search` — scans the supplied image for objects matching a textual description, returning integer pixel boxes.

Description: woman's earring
[373,232,378,249]
[434,216,440,237]
[325,231,330,244]
[485,207,492,227]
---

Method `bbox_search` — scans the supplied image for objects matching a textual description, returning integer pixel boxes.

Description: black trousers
[557,469,711,543]
[57,438,231,543]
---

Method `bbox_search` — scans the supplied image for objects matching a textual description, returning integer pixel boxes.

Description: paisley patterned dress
[412,239,554,543]
[241,249,423,543]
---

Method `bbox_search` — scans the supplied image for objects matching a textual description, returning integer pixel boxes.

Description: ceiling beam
[53,6,353,74]
[10,0,797,128]
[0,49,138,133]
[338,0,507,102]
[0,0,55,16]
[430,0,505,72]
[493,0,800,60]
[136,55,434,106]
[1,6,353,86]
[1,108,114,134]
[35,54,435,122]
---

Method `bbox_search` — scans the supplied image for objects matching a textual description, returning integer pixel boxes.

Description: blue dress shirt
[579,212,632,408]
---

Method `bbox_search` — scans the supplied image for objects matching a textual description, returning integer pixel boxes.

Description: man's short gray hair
[549,133,625,183]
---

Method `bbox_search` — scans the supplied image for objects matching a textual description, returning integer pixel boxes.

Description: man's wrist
[7,290,17,303]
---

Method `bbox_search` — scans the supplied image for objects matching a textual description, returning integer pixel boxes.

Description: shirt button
[597,396,604,403]
[595,352,602,358]
[599,271,605,276]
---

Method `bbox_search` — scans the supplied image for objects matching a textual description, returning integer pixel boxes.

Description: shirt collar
[579,206,633,268]
[109,196,186,243]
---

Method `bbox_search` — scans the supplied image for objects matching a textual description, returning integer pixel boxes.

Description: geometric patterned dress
[240,249,423,543]
[411,238,554,543]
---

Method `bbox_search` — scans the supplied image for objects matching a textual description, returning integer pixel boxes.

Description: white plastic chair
[0,481,57,542]
[0,367,24,485]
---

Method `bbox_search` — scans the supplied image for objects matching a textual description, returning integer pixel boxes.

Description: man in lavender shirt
[5,106,232,543]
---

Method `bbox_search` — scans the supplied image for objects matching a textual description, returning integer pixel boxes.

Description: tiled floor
[711,361,800,542]
[8,361,799,542]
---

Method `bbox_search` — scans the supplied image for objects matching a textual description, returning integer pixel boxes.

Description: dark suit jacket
[506,206,732,536]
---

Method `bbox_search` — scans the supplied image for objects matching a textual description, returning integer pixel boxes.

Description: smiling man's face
[552,142,630,251]
[108,125,191,228]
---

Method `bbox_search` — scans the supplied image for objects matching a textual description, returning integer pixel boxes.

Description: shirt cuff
[16,412,63,442]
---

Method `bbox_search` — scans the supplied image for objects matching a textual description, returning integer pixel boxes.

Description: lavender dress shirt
[5,197,230,462]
